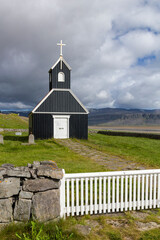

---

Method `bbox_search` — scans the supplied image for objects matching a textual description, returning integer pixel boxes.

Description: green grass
[1,131,160,239]
[76,132,160,168]
[1,210,160,240]
[0,114,28,129]
[0,132,107,173]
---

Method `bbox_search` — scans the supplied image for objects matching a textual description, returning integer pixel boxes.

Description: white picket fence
[60,169,160,218]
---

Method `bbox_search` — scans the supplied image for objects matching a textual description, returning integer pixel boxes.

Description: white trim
[52,115,70,119]
[69,89,89,114]
[33,112,88,114]
[49,57,71,71]
[32,89,54,113]
[53,115,70,139]
[32,88,89,114]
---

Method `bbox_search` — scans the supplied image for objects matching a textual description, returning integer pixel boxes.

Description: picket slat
[99,177,102,213]
[129,175,132,210]
[125,176,128,211]
[67,179,70,216]
[116,176,119,212]
[137,175,140,210]
[108,177,111,213]
[158,174,160,208]
[141,175,144,210]
[85,178,88,214]
[90,178,93,214]
[95,177,97,214]
[145,174,149,209]
[153,174,156,208]
[103,177,106,213]
[133,175,136,210]
[81,178,84,215]
[121,176,124,211]
[150,174,153,208]
[76,179,79,215]
[71,179,74,216]
[112,176,115,212]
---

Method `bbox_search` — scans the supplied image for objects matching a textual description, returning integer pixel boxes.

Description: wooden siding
[50,61,70,90]
[29,114,33,134]
[32,114,53,139]
[70,114,88,139]
[30,113,88,139]
[35,91,86,113]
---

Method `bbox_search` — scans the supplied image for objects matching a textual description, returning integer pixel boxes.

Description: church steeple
[49,41,71,91]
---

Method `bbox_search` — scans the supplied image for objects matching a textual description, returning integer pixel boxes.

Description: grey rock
[33,161,40,168]
[37,165,63,179]
[0,177,21,198]
[0,198,13,223]
[32,189,60,221]
[74,224,91,236]
[6,167,31,178]
[28,134,35,144]
[0,168,6,178]
[1,164,14,169]
[19,190,33,199]
[27,163,33,168]
[23,178,60,192]
[40,161,58,169]
[135,221,160,231]
[14,199,31,221]
[0,135,4,144]
[29,169,37,179]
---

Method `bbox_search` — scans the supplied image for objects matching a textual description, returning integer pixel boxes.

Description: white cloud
[0,0,160,110]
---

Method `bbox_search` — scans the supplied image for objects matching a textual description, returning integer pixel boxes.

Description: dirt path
[56,138,147,171]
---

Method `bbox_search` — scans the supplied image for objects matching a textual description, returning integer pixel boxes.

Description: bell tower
[49,40,71,91]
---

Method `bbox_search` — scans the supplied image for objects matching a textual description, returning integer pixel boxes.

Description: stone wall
[0,161,63,223]
[0,128,28,132]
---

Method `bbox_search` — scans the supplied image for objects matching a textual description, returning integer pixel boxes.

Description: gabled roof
[49,56,72,71]
[32,89,89,114]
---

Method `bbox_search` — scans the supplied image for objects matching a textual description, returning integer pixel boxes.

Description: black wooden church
[29,41,88,139]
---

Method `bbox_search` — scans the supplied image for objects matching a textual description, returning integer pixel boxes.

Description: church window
[58,72,65,82]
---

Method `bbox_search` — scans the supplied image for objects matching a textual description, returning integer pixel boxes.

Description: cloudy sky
[1,0,160,110]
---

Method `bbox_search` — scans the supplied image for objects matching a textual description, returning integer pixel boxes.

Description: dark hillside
[88,108,160,126]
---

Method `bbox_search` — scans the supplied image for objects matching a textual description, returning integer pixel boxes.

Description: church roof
[32,89,89,114]
[49,56,72,71]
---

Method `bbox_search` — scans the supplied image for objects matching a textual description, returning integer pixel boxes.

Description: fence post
[60,169,65,218]
[158,174,160,208]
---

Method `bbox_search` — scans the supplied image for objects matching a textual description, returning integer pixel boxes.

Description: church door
[53,115,70,139]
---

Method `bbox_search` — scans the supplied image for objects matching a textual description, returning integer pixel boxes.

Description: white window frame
[58,72,65,82]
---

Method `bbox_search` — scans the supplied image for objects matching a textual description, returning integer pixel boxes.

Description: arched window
[58,72,65,82]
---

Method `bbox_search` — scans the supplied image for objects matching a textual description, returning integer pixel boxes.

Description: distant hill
[1,108,160,127]
[88,108,160,126]
[0,110,30,117]
[0,113,28,129]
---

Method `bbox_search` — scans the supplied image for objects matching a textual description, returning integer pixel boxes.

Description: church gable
[32,89,88,114]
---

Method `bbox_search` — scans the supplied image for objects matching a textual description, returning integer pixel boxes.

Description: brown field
[89,125,160,134]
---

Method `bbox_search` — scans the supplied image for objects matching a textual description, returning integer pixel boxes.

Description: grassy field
[76,132,160,168]
[0,114,28,129]
[1,130,160,239]
[0,132,107,173]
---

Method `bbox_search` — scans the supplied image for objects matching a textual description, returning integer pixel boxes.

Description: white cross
[57,40,66,56]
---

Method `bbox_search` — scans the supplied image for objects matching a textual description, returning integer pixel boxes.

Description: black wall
[35,91,86,113]
[31,114,53,139]
[30,113,88,140]
[49,61,70,90]
[70,114,88,139]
